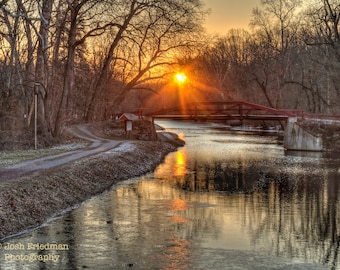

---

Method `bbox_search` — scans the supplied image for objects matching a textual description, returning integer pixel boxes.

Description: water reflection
[174,150,187,176]
[0,121,339,269]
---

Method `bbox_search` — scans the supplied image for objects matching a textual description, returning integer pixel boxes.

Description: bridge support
[284,117,323,151]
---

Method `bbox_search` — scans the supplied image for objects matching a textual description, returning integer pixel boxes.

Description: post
[194,104,198,121]
[239,103,244,125]
[34,83,40,150]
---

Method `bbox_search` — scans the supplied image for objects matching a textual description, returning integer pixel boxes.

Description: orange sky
[202,0,261,34]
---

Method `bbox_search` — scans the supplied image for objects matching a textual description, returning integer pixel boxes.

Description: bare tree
[291,0,340,113]
[248,0,302,108]
[0,0,49,133]
[34,0,53,135]
[54,0,119,135]
[85,0,206,120]
[250,0,302,54]
[190,29,252,101]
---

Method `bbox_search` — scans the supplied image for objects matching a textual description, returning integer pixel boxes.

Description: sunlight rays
[144,70,227,114]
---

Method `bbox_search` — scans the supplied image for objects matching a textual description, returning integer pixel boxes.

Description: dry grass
[0,142,88,167]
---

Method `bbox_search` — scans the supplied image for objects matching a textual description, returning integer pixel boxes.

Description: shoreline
[0,140,178,240]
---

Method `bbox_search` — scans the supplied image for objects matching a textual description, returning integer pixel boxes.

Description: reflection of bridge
[145,101,303,123]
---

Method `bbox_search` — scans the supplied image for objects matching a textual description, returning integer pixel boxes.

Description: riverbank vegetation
[0,0,339,150]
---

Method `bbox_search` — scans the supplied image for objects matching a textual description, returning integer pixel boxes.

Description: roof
[118,113,139,121]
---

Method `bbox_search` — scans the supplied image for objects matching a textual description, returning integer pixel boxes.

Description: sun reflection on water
[168,199,189,211]
[175,150,187,176]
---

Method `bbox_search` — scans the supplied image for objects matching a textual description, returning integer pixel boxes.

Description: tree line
[0,0,339,148]
[184,0,340,115]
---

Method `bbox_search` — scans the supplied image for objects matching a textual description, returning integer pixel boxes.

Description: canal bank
[0,140,178,240]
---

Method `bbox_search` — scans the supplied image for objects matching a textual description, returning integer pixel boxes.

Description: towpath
[0,124,124,181]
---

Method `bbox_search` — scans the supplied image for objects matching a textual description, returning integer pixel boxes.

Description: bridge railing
[192,101,299,117]
[144,100,340,121]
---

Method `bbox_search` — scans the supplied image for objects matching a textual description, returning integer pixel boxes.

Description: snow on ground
[51,142,87,150]
[103,142,136,154]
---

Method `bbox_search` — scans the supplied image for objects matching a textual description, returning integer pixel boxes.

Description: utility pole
[34,83,40,150]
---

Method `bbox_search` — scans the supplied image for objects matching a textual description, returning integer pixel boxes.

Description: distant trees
[299,0,340,113]
[249,0,302,108]
[193,29,252,101]
[188,0,340,114]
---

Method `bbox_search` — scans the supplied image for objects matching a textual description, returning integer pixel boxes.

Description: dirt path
[0,124,124,181]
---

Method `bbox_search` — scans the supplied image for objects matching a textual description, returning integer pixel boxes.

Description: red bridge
[145,101,304,123]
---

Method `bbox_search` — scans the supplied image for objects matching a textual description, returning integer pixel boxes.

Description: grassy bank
[0,141,177,239]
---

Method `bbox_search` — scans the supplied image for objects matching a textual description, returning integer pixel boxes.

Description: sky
[202,0,262,34]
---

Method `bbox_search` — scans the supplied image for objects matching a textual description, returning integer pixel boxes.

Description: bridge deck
[146,101,297,122]
[153,114,289,121]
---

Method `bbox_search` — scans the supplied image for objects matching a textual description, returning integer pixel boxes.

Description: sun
[175,73,187,84]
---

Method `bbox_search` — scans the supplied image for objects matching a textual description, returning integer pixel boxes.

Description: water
[1,120,340,270]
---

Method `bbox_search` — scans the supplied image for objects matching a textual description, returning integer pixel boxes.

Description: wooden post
[194,104,198,121]
[239,103,244,125]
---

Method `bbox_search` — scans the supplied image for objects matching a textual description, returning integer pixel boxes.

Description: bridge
[144,101,304,123]
[136,100,340,151]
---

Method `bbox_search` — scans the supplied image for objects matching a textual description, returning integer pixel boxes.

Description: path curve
[0,124,124,181]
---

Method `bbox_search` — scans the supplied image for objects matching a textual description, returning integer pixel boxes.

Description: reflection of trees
[249,172,340,269]
[162,158,340,268]
[167,159,263,193]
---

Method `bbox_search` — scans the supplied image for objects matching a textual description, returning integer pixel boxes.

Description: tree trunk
[54,4,78,136]
[85,0,138,121]
[34,0,53,136]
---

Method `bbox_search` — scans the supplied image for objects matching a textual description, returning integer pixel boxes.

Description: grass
[0,142,88,167]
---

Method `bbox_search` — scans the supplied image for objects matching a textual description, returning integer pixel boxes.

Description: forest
[0,0,339,148]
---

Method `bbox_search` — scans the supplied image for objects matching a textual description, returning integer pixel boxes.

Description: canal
[1,120,340,269]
